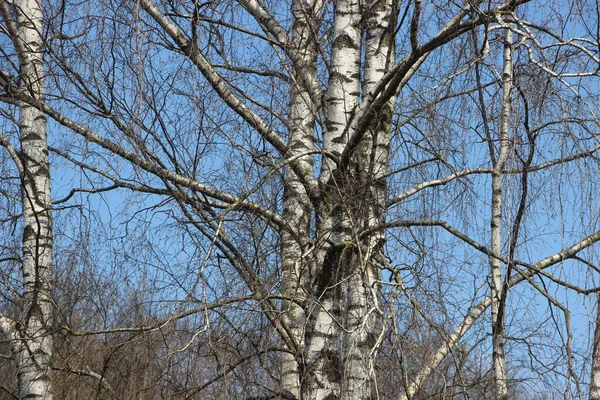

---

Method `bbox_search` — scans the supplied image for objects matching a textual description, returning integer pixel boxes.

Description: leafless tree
[2,0,600,399]
[0,0,53,398]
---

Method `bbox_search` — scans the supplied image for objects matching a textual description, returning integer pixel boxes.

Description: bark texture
[297,0,396,398]
[281,0,320,396]
[15,0,54,398]
[3,1,595,399]
[490,28,513,400]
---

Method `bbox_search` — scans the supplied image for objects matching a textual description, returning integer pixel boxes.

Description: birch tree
[2,0,600,399]
[591,296,600,400]
[489,27,513,400]
[0,0,54,398]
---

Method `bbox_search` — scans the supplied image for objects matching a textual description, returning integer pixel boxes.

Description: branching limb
[0,129,23,175]
[135,0,319,199]
[236,0,324,109]
[338,0,534,172]
[387,141,600,207]
[0,74,285,229]
[62,295,272,336]
[52,366,119,400]
[399,230,600,399]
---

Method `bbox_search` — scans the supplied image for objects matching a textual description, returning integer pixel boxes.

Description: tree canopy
[2,0,600,399]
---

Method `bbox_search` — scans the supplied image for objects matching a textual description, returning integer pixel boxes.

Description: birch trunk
[281,0,319,397]
[591,294,600,400]
[15,0,54,398]
[302,0,362,398]
[340,1,396,398]
[490,28,513,400]
[301,0,397,398]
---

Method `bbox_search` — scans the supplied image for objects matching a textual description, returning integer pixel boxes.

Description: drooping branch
[135,0,319,198]
[63,295,267,336]
[386,140,600,207]
[399,229,600,400]
[236,0,324,110]
[0,73,285,229]
[135,0,286,153]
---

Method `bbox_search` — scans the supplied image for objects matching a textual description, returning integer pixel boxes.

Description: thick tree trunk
[298,0,397,398]
[15,0,54,398]
[340,1,396,398]
[302,0,362,398]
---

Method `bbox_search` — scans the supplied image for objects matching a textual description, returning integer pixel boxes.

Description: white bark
[0,315,18,351]
[490,28,513,400]
[303,0,363,398]
[363,0,396,234]
[2,1,589,399]
[281,0,320,396]
[340,1,396,398]
[14,0,54,398]
[400,230,600,400]
[320,0,361,182]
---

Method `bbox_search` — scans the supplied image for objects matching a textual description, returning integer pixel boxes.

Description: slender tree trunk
[14,0,54,398]
[490,28,513,400]
[281,0,319,397]
[591,294,600,400]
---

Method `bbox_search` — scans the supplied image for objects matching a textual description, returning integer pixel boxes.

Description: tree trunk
[490,28,513,400]
[15,0,54,398]
[340,1,396,397]
[281,0,319,397]
[301,0,362,398]
[591,294,600,400]
[296,0,397,398]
